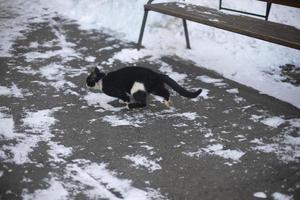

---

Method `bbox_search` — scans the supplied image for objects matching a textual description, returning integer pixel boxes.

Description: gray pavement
[0,16,300,200]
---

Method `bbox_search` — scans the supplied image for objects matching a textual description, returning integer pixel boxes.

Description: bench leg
[182,19,191,49]
[265,3,272,21]
[137,10,149,50]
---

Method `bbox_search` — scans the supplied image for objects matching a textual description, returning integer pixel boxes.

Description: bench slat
[145,2,300,50]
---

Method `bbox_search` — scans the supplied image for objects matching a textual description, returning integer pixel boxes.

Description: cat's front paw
[119,99,125,104]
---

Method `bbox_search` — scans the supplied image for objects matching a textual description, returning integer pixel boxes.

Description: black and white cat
[86,66,202,109]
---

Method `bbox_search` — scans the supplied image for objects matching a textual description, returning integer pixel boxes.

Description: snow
[0,107,15,139]
[0,0,300,198]
[34,0,300,108]
[197,75,224,84]
[226,88,239,94]
[64,159,165,200]
[23,178,69,200]
[85,56,96,62]
[123,154,162,173]
[158,63,187,84]
[171,112,199,120]
[253,192,267,199]
[261,116,286,128]
[1,107,73,165]
[1,0,299,107]
[83,92,123,112]
[272,192,293,200]
[0,84,24,98]
[102,115,145,127]
[251,133,300,163]
[185,143,245,163]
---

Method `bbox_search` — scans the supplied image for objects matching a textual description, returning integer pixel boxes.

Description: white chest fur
[94,80,103,91]
[130,82,145,95]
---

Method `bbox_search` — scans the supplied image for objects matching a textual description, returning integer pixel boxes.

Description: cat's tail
[160,74,202,98]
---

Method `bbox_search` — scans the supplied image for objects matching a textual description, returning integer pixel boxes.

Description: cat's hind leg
[128,91,147,109]
[152,86,171,108]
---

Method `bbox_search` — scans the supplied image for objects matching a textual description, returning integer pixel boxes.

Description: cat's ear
[94,67,101,75]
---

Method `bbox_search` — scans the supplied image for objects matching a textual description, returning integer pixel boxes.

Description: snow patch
[171,112,199,120]
[185,144,245,164]
[85,56,96,62]
[197,75,224,84]
[1,107,73,165]
[226,88,239,94]
[23,178,68,200]
[272,192,293,200]
[64,159,165,199]
[253,192,267,199]
[0,107,15,139]
[123,154,162,173]
[102,115,145,127]
[261,116,286,128]
[0,84,24,98]
[112,48,155,63]
[158,62,188,84]
[83,92,123,112]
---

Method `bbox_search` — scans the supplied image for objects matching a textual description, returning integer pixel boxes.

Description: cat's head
[86,67,105,89]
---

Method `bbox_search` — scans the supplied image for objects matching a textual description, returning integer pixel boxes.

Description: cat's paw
[119,99,125,104]
[164,100,173,108]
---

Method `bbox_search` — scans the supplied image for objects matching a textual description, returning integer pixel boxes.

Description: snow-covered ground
[0,0,300,199]
[32,0,300,108]
[1,0,299,107]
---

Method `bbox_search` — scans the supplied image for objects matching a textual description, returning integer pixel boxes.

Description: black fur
[86,67,202,109]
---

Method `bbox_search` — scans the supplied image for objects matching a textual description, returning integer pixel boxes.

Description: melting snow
[197,75,224,84]
[272,192,293,200]
[0,107,15,139]
[253,192,267,199]
[0,84,24,98]
[185,144,245,164]
[85,56,96,62]
[171,112,199,120]
[83,92,123,112]
[102,115,145,127]
[123,154,162,173]
[62,159,165,199]
[1,107,72,165]
[22,178,68,200]
[261,116,286,128]
[159,63,187,84]
[226,88,239,94]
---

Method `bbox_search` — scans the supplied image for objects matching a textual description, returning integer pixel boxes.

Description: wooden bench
[220,0,300,20]
[137,0,300,50]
